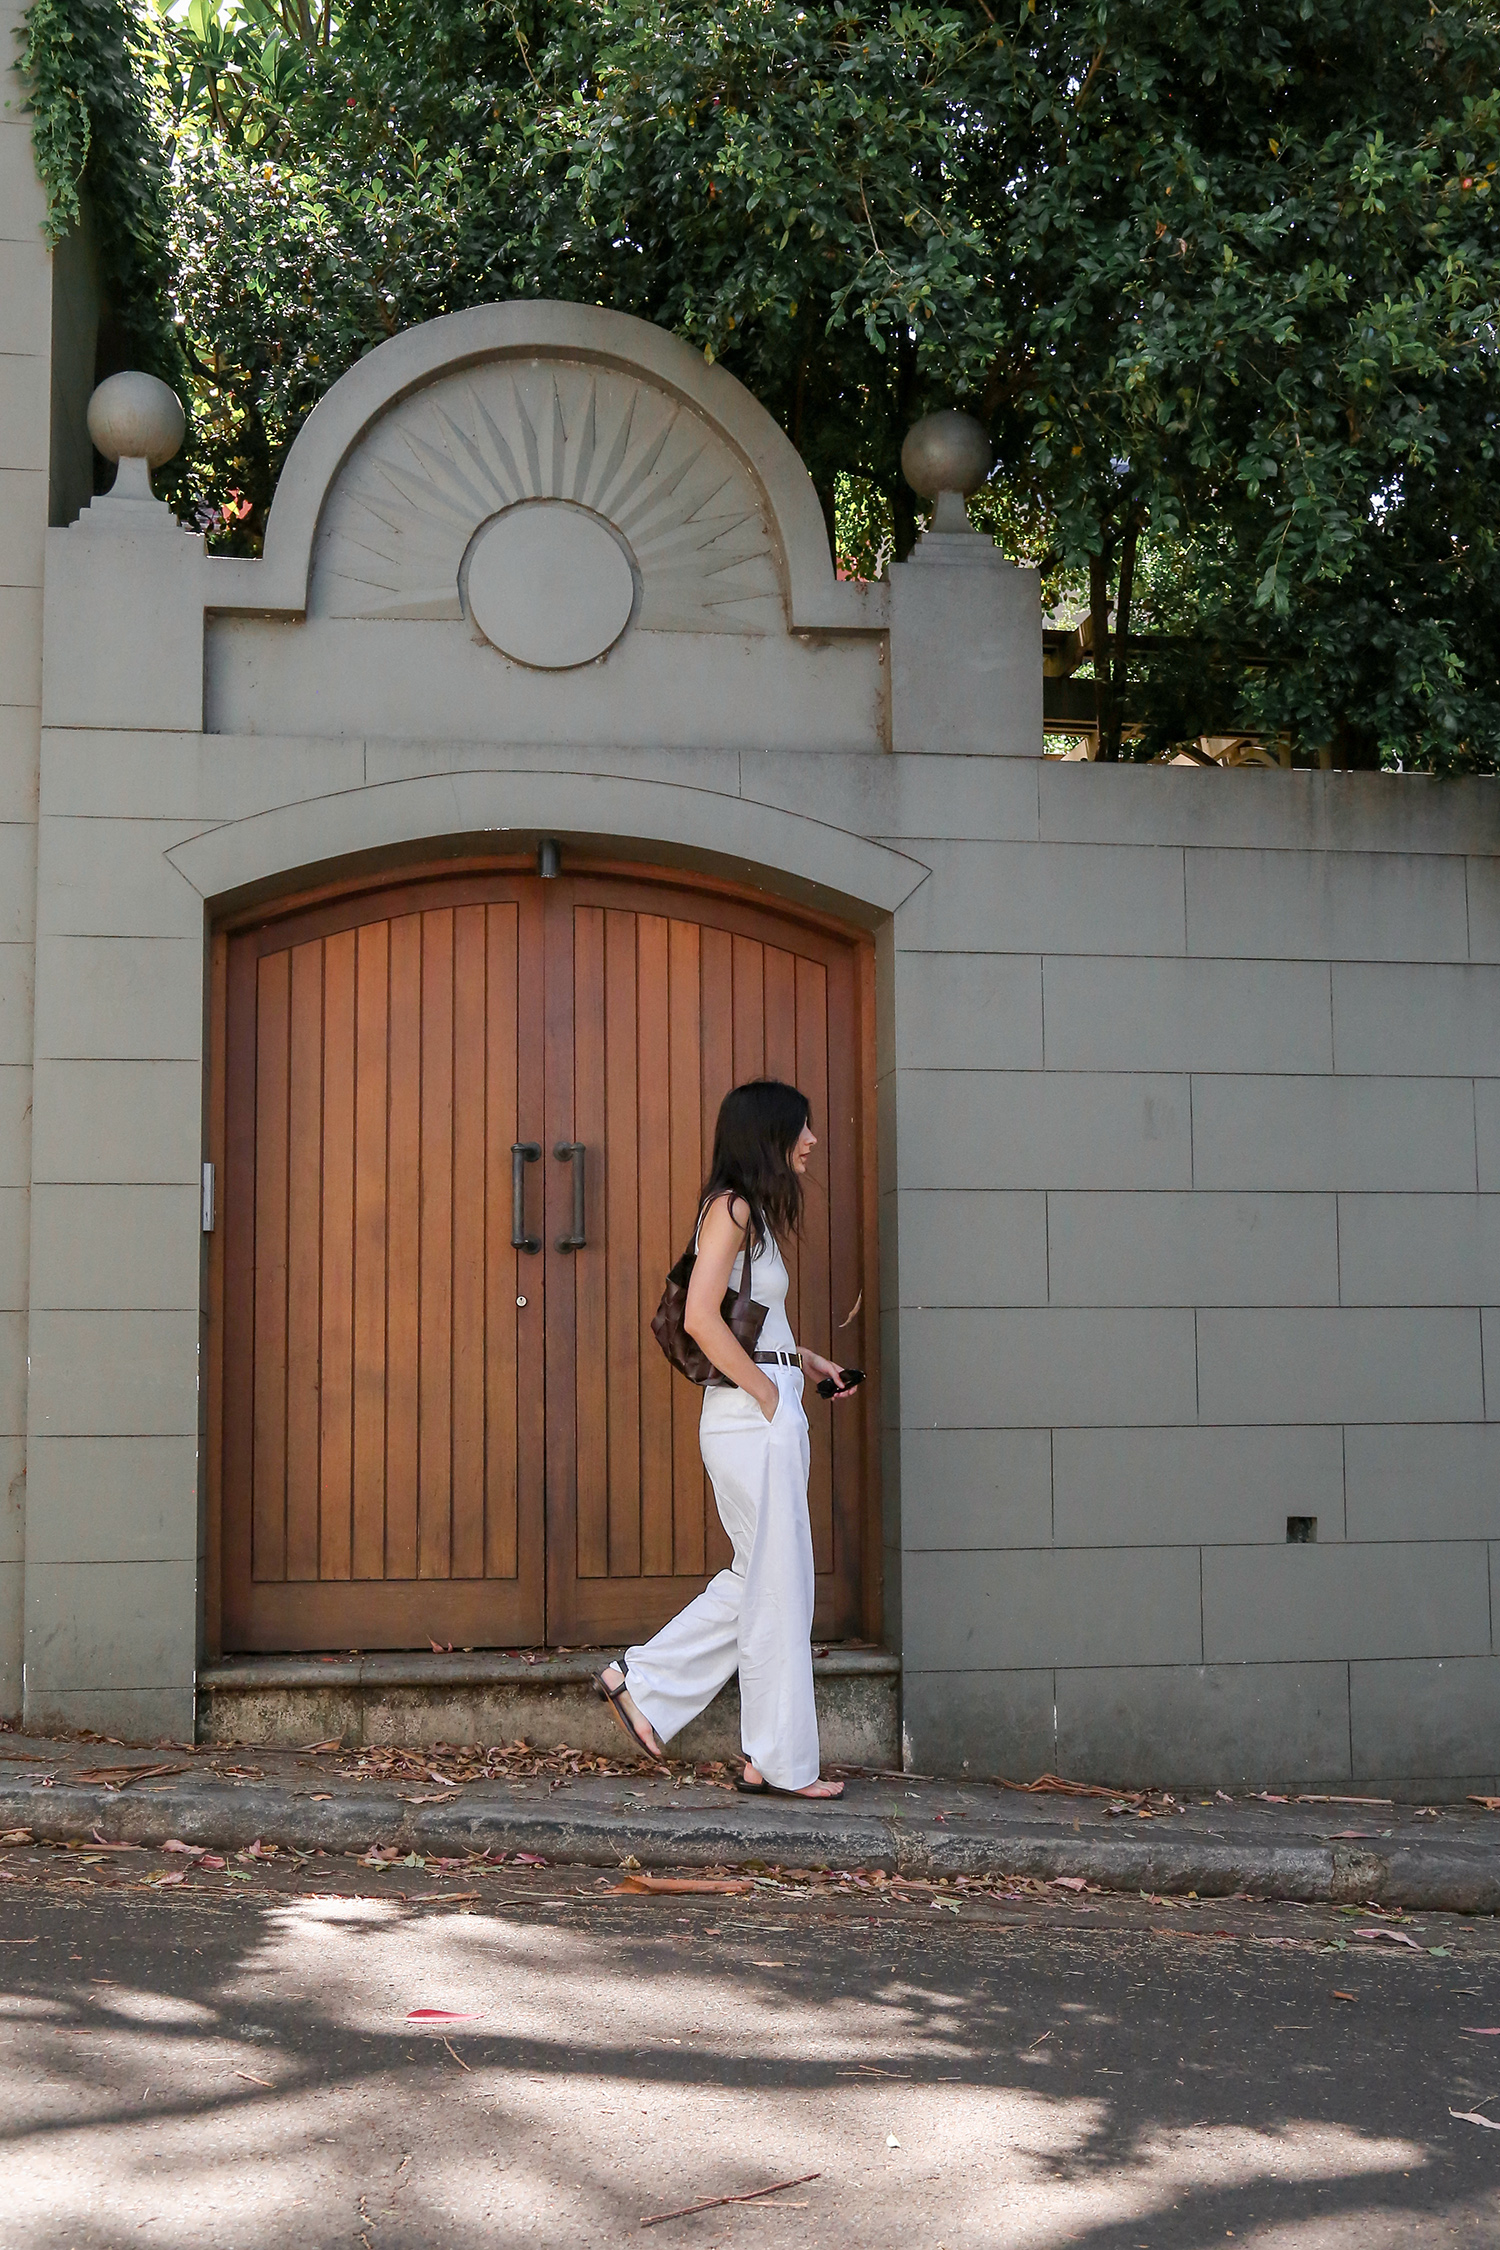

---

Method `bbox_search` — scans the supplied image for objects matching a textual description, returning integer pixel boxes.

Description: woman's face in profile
[789,1119,817,1176]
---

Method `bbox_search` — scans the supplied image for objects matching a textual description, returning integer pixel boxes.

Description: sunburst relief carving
[309,356,786,639]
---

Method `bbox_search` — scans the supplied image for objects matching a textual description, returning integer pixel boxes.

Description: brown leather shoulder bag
[651,1202,768,1387]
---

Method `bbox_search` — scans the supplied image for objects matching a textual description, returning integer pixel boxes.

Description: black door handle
[554,1142,586,1251]
[511,1141,541,1254]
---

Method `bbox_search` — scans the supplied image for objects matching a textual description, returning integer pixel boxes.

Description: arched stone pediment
[208,302,879,640]
[310,356,784,646]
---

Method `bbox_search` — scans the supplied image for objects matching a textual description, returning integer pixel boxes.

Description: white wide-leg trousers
[622,1365,819,1791]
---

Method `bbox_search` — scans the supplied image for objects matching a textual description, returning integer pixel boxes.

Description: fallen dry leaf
[1353,1927,1421,1949]
[611,1875,751,1896]
[406,2009,476,2021]
[1450,2108,1500,2131]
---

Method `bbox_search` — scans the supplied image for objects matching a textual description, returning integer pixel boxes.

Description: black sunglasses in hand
[816,1367,866,1399]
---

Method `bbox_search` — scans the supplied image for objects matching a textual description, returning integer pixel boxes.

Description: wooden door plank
[604,908,642,1579]
[232,1575,554,1651]
[251,949,291,1585]
[450,904,488,1579]
[824,950,866,1623]
[731,933,765,1085]
[697,923,735,1576]
[352,922,390,1580]
[542,884,580,1633]
[512,887,547,1628]
[699,924,734,1159]
[795,954,834,1577]
[636,913,674,1579]
[318,927,357,1582]
[667,918,705,1578]
[285,941,325,1583]
[384,913,423,1580]
[483,901,521,1582]
[763,944,799,1086]
[571,905,609,1579]
[418,910,455,1581]
[763,943,801,1341]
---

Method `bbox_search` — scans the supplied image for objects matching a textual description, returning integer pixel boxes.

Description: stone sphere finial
[901,410,993,503]
[87,372,186,470]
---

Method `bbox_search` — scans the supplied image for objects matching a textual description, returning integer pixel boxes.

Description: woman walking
[596,1080,860,1798]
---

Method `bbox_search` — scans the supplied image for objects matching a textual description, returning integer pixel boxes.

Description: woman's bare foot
[742,1762,844,1798]
[599,1664,665,1760]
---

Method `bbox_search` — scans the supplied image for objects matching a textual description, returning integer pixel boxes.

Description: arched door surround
[210,859,879,1656]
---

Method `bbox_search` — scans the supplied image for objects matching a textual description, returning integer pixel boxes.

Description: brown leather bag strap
[697,1192,757,1314]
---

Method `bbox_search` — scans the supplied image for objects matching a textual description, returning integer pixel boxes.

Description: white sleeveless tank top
[697,1199,797,1353]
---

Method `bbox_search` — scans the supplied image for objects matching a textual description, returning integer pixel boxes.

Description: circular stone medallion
[464,500,636,669]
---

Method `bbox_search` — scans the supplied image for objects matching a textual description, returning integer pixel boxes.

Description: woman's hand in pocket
[754,1374,780,1424]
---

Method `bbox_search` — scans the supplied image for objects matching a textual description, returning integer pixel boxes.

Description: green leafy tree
[19,0,1500,766]
[14,0,179,386]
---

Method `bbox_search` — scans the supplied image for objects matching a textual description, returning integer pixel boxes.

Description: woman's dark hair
[702,1080,812,1252]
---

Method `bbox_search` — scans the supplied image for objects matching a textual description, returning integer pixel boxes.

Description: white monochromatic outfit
[622,1223,819,1790]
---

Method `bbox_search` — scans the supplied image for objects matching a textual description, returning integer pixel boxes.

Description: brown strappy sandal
[593,1661,665,1764]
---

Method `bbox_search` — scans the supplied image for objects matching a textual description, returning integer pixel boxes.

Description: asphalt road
[2,1840,1498,2248]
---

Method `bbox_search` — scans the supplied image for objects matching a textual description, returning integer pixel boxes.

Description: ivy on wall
[14,0,181,384]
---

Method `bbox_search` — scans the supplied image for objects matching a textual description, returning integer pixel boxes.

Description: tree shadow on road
[1,1875,1495,2246]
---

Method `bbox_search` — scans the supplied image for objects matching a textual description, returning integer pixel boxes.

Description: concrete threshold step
[199,1644,901,1768]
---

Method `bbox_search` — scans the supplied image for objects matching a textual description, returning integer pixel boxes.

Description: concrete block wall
[26,711,212,1735]
[20,298,1500,1793]
[893,762,1500,1795]
[0,0,47,1716]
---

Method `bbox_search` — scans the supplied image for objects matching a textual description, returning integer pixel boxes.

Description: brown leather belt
[753,1350,800,1368]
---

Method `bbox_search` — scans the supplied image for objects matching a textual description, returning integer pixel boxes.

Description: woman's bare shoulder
[700,1191,750,1236]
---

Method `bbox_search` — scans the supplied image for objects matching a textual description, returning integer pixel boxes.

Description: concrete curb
[7,1780,1500,1912]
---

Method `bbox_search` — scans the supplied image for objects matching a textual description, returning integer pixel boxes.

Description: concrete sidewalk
[4,1730,1500,1912]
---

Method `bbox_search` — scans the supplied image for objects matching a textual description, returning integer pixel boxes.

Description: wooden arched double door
[215,864,876,1654]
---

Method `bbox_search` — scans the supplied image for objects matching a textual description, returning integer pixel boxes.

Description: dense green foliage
[18,0,1500,765]
[14,0,179,387]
